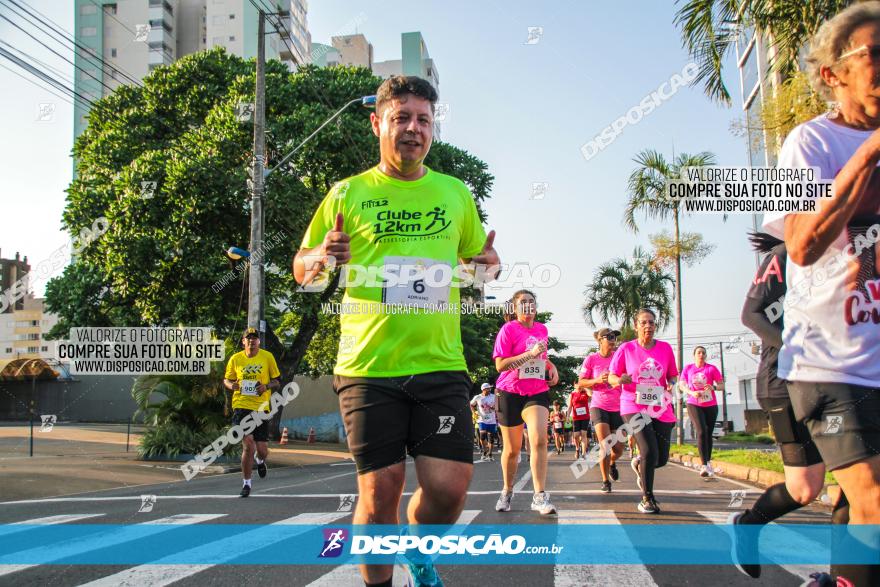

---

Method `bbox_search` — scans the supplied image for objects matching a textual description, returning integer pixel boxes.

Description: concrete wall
[278,375,343,442]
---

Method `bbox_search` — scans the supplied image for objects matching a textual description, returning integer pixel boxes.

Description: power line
[0,44,95,109]
[2,0,143,88]
[0,11,119,96]
[0,60,76,107]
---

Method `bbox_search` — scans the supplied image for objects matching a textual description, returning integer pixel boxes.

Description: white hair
[807,1,880,100]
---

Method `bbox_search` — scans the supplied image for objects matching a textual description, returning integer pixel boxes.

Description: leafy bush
[137,421,242,459]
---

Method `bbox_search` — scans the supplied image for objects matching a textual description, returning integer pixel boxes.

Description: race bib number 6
[519,359,546,380]
[381,256,451,309]
[241,380,259,396]
[635,383,663,406]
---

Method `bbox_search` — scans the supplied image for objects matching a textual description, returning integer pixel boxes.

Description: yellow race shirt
[224,349,281,411]
[301,166,487,377]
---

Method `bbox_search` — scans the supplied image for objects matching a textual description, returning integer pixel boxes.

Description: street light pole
[247,10,267,335]
[718,341,728,432]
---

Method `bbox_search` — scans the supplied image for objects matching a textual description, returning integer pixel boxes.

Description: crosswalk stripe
[554,510,658,587]
[0,513,224,578]
[305,509,482,587]
[0,514,105,538]
[76,512,350,587]
[697,510,828,581]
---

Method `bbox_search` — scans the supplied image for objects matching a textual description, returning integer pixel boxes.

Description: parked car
[712,421,725,439]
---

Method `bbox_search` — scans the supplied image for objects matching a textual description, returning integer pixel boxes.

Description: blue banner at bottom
[0,524,878,565]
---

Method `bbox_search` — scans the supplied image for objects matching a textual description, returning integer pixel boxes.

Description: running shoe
[727,511,760,579]
[637,496,658,514]
[239,484,251,498]
[802,572,855,587]
[495,490,513,512]
[256,460,267,479]
[601,480,612,493]
[575,448,581,460]
[700,465,709,478]
[707,462,715,477]
[531,491,557,515]
[649,495,661,514]
[404,560,444,587]
[630,456,643,492]
[609,462,619,482]
[478,455,489,462]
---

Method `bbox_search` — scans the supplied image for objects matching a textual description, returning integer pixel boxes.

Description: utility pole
[247,10,267,335]
[718,341,728,432]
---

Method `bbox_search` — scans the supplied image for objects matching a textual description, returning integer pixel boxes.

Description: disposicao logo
[319,528,348,558]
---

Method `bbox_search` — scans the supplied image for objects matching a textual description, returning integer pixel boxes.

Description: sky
[0,0,764,388]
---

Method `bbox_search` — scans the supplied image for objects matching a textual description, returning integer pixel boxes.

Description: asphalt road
[0,445,831,586]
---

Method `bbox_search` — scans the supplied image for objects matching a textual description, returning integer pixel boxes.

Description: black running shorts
[787,381,880,471]
[590,407,624,430]
[231,408,270,443]
[496,390,551,427]
[757,396,823,467]
[334,371,474,474]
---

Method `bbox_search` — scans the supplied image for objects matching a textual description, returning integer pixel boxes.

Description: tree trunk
[268,272,341,440]
[674,209,684,446]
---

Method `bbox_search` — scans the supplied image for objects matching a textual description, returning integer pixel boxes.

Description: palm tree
[624,149,716,443]
[674,0,852,105]
[583,247,674,333]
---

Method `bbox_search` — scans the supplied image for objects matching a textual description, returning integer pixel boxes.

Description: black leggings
[623,414,673,497]
[686,403,718,465]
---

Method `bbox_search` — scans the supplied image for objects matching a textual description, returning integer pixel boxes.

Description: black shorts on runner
[496,390,551,427]
[231,408,269,442]
[590,407,624,430]
[787,381,880,471]
[757,396,822,467]
[334,371,474,474]
[573,419,591,433]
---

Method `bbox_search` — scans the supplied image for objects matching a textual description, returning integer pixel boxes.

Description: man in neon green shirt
[294,76,499,587]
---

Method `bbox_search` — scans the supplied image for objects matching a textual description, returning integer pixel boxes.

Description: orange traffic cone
[307,427,316,444]
[279,427,289,445]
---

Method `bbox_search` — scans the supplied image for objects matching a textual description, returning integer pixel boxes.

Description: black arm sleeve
[741,295,783,348]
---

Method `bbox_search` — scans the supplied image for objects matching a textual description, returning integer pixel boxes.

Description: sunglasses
[602,335,617,341]
[837,44,880,63]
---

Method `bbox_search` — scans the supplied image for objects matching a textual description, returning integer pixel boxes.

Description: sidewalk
[0,424,351,503]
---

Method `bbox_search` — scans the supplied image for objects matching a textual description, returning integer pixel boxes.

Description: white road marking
[0,514,105,538]
[554,510,658,586]
[698,510,828,581]
[76,512,349,587]
[0,514,224,578]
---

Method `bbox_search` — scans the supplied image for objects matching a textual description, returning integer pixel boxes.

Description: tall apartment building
[0,251,30,314]
[73,0,310,141]
[0,296,59,370]
[372,32,439,93]
[330,33,372,69]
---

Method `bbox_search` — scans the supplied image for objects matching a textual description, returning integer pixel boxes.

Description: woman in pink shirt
[492,290,560,516]
[578,327,624,494]
[680,346,724,478]
[609,308,678,514]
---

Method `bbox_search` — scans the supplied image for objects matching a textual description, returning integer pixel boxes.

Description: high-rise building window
[4,348,11,354]
[41,346,48,352]
[228,36,235,42]
[229,14,235,19]
[110,48,117,58]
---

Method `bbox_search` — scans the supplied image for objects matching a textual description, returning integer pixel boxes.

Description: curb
[670,452,839,505]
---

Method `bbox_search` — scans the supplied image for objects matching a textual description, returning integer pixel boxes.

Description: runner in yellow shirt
[223,327,281,497]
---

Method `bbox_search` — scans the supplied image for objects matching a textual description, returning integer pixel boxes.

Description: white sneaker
[479,455,489,462]
[531,491,557,516]
[706,462,715,477]
[495,490,513,512]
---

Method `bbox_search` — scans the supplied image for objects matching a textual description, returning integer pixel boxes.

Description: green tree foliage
[674,0,852,105]
[583,247,674,331]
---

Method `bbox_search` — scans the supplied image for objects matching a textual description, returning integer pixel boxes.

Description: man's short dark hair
[375,75,438,114]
